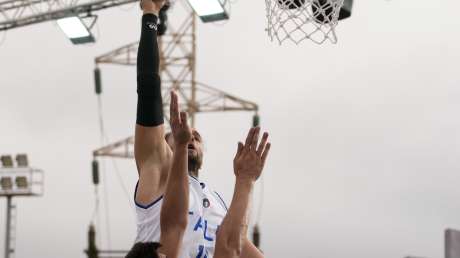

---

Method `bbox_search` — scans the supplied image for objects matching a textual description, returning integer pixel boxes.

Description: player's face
[166,128,204,171]
[187,129,203,162]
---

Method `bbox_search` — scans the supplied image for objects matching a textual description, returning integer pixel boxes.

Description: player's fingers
[251,127,260,150]
[169,91,175,122]
[169,91,177,120]
[256,132,269,156]
[261,142,271,167]
[172,91,181,123]
[180,111,187,126]
[244,127,254,147]
[174,92,180,116]
[235,142,243,158]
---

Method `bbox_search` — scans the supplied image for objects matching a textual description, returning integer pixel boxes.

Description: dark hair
[125,242,161,258]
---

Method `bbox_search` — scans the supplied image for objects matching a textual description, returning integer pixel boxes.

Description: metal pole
[5,196,12,258]
[190,12,197,127]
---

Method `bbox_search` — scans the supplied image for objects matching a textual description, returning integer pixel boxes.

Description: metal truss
[0,0,137,31]
[93,136,134,158]
[94,5,258,159]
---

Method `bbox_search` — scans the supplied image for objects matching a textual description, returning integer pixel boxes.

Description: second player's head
[125,242,163,258]
[165,128,204,176]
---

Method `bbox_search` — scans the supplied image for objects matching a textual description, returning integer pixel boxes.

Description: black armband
[136,13,164,127]
[136,74,164,126]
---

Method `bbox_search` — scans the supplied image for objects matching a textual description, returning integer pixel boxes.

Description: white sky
[1,0,460,257]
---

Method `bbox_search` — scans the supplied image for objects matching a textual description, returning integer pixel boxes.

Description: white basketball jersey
[134,175,228,258]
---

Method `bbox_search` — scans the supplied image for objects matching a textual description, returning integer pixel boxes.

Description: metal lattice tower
[93,2,259,159]
[0,155,44,258]
[5,198,17,258]
[0,0,138,31]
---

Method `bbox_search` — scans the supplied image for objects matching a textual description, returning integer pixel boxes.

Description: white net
[265,0,345,44]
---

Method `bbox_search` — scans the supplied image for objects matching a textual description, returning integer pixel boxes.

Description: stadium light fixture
[16,154,28,167]
[186,0,228,22]
[0,177,13,190]
[57,16,95,44]
[16,176,28,188]
[0,154,44,258]
[1,155,13,167]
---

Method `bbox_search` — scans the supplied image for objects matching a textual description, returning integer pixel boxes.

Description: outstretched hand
[169,91,192,146]
[233,127,271,182]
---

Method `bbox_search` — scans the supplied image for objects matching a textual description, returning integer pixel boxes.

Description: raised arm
[135,0,172,206]
[158,91,191,258]
[215,127,271,258]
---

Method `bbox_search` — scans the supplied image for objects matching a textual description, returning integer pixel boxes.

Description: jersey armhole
[134,181,164,209]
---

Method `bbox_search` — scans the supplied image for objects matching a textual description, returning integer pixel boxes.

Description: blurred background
[1,0,460,257]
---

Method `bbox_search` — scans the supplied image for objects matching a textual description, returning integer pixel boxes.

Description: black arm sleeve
[136,13,164,127]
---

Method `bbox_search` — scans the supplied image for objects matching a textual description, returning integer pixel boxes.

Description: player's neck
[188,160,200,178]
[188,170,199,178]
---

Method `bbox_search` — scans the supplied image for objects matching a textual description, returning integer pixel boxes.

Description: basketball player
[157,91,193,258]
[126,91,191,258]
[133,0,267,257]
[214,127,270,257]
[127,90,270,258]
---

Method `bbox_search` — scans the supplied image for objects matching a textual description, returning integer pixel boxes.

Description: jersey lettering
[135,177,227,258]
[193,216,215,242]
[196,245,208,258]
[204,220,214,241]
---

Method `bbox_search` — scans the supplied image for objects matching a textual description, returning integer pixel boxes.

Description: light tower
[0,154,44,258]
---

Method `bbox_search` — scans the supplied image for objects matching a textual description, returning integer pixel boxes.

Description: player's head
[165,128,204,175]
[125,242,163,258]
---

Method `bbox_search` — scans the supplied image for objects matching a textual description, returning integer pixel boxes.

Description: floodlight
[0,177,13,190]
[16,177,28,188]
[57,16,95,44]
[1,155,13,167]
[16,154,28,167]
[187,0,228,22]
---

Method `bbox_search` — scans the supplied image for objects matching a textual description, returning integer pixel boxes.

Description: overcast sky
[1,0,460,257]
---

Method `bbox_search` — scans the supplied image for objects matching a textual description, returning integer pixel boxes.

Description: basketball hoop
[265,0,345,44]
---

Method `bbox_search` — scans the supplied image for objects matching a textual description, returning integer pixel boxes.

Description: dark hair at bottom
[125,242,162,258]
